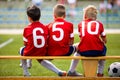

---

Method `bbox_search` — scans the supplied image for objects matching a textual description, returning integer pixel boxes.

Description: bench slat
[0,56,120,59]
[0,77,120,80]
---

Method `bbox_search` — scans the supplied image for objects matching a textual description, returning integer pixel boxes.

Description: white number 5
[52,22,64,41]
[33,28,45,48]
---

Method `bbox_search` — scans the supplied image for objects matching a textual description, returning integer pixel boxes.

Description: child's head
[53,4,66,18]
[83,5,98,20]
[27,5,41,22]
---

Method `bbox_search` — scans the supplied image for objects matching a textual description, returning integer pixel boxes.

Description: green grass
[0,34,120,76]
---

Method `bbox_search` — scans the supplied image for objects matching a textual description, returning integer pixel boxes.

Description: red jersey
[78,19,106,52]
[47,18,74,56]
[23,22,48,56]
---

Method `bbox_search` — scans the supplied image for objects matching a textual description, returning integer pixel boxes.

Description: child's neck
[55,17,64,20]
[30,20,39,23]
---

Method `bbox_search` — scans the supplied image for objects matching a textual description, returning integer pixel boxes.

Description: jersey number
[52,22,64,41]
[82,21,99,36]
[33,28,45,48]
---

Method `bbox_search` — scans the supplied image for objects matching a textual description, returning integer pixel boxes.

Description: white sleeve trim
[70,33,74,38]
[23,37,28,42]
[78,32,81,36]
[101,31,106,36]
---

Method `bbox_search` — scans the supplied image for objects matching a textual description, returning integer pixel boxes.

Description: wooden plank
[0,56,120,60]
[82,59,98,77]
[0,77,120,80]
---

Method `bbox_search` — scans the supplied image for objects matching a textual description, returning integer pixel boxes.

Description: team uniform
[20,21,69,76]
[47,18,75,56]
[78,19,107,56]
[20,22,48,56]
[67,5,107,77]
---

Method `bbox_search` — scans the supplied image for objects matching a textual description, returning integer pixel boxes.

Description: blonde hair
[83,5,98,20]
[53,4,65,17]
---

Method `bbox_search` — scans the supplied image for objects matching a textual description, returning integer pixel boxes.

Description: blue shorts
[19,46,25,56]
[78,45,107,57]
[64,46,76,56]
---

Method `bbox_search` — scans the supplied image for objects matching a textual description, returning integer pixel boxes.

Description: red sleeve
[99,22,106,37]
[78,22,82,37]
[70,23,74,39]
[23,27,31,46]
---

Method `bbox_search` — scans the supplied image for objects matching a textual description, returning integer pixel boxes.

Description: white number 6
[33,28,45,48]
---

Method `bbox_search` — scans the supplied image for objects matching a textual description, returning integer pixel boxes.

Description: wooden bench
[0,56,120,77]
[0,76,120,80]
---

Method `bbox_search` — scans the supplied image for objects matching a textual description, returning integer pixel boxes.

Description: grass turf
[0,34,120,76]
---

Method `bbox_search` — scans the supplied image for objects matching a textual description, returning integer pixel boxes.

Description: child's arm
[101,36,107,44]
[69,38,74,45]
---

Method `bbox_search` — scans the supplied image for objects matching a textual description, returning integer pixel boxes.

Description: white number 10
[33,28,45,48]
[81,21,99,36]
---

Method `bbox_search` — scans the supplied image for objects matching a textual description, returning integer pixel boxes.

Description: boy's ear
[54,14,57,18]
[63,14,66,18]
[27,16,30,21]
[83,14,87,20]
[28,16,33,22]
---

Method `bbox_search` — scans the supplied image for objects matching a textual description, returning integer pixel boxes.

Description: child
[20,5,68,76]
[47,4,74,56]
[68,5,107,77]
[46,4,82,76]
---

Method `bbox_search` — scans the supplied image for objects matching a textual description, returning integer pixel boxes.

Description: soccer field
[0,34,120,76]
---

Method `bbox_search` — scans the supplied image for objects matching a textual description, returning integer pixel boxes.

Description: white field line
[0,38,14,48]
[0,29,23,34]
[0,29,120,34]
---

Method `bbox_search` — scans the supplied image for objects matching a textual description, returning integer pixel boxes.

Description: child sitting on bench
[68,5,107,77]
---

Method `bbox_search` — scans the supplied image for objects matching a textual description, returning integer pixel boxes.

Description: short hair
[53,4,65,17]
[83,5,98,20]
[27,5,41,21]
